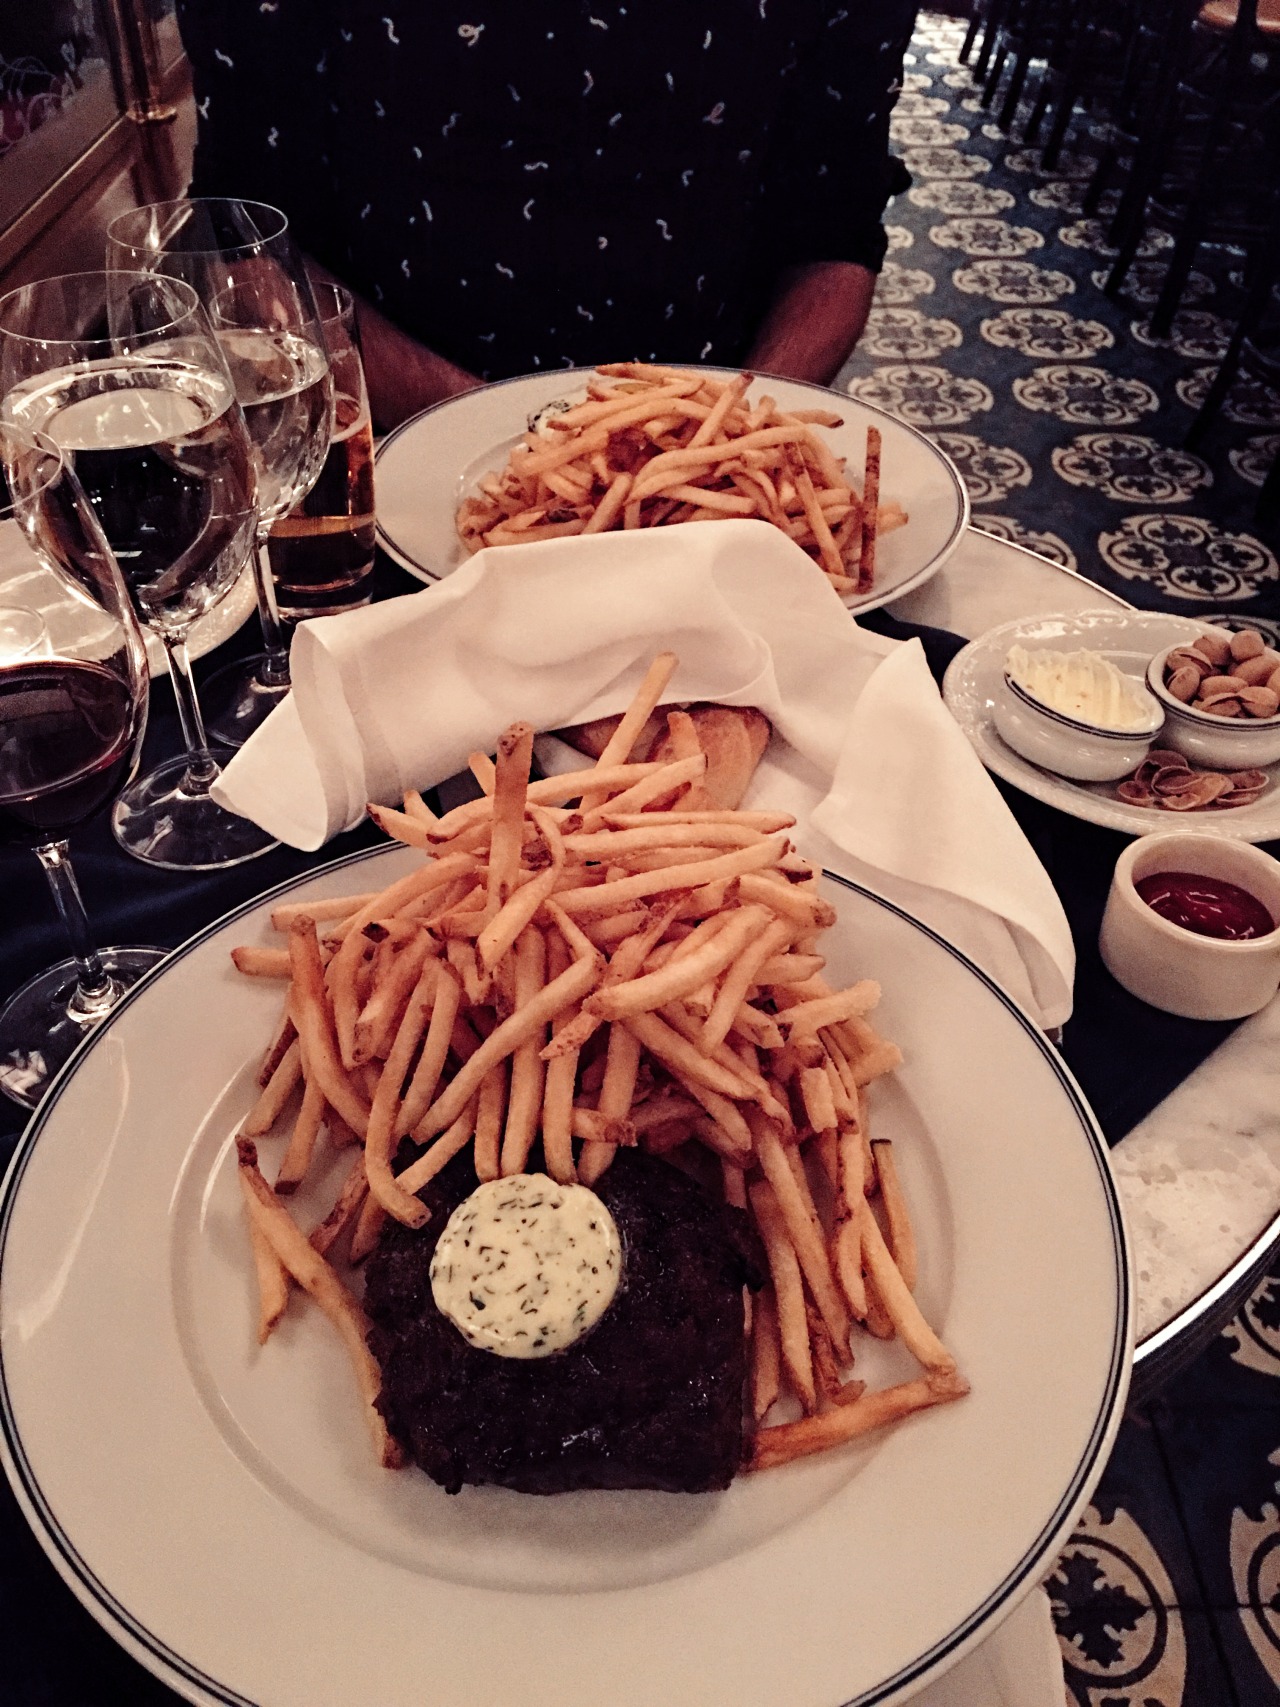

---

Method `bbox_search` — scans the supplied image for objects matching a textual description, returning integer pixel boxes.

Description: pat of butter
[430,1174,622,1358]
[1006,645,1152,731]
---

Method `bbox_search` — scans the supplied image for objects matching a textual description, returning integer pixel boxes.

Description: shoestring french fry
[237,1140,402,1469]
[455,368,907,593]
[225,651,963,1474]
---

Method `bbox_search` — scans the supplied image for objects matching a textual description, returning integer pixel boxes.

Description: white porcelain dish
[0,847,1129,1707]
[373,368,970,615]
[1100,833,1280,1019]
[1146,646,1280,770]
[993,668,1163,783]
[0,517,256,677]
[945,610,1280,842]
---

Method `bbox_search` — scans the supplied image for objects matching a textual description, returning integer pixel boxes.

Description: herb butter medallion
[430,1174,622,1358]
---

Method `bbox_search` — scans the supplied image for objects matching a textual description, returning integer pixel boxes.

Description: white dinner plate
[944,609,1280,842]
[0,847,1129,1707]
[374,368,970,615]
[0,517,257,676]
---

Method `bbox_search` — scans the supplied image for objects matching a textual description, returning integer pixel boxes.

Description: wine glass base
[204,653,291,749]
[112,754,279,870]
[0,947,169,1110]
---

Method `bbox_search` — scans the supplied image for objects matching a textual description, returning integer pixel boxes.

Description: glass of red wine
[0,270,276,869]
[0,427,167,1109]
[106,200,334,747]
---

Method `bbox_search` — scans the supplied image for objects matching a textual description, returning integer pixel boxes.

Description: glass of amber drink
[267,283,376,619]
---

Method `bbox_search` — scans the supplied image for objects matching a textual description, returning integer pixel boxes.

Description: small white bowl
[992,669,1164,782]
[1099,832,1280,1019]
[1146,646,1280,769]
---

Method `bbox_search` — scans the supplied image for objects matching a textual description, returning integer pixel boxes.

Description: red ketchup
[1135,871,1275,941]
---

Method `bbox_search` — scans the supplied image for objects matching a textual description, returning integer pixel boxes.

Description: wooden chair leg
[1185,239,1279,447]
[1082,145,1116,215]
[998,46,1035,129]
[1022,72,1052,143]
[983,42,1012,106]
[1040,7,1090,169]
[974,0,1011,78]
[1040,67,1082,167]
[1149,199,1212,338]
[1150,28,1253,337]
[1257,441,1280,527]
[1184,319,1249,448]
[960,7,983,63]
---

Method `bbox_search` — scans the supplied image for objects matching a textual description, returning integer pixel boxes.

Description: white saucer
[944,609,1280,841]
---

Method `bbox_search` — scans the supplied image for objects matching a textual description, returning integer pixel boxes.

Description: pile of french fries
[232,653,966,1479]
[455,363,907,595]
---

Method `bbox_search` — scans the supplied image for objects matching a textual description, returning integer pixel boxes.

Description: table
[888,528,1280,1392]
[0,520,1271,1707]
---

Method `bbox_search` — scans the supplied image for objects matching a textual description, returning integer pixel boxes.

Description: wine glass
[0,269,276,870]
[0,426,167,1109]
[106,198,334,747]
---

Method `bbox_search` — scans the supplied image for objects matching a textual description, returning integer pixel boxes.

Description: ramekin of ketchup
[1134,872,1274,942]
[1100,833,1280,1020]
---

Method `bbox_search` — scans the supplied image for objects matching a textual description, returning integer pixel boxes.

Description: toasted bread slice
[557,704,771,810]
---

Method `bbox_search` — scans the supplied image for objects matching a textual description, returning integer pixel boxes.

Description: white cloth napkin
[214,519,1074,1026]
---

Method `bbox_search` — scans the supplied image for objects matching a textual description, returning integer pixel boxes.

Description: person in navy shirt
[177,1,915,426]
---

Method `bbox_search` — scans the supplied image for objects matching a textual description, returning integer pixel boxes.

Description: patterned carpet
[852,15,1280,1706]
[838,11,1280,637]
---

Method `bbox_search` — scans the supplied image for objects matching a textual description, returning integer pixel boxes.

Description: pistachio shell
[1165,665,1201,701]
[1192,629,1234,667]
[1214,788,1266,808]
[1165,646,1215,679]
[1198,673,1249,697]
[1160,774,1232,810]
[1152,767,1206,796]
[1234,652,1280,687]
[1239,685,1279,717]
[1230,628,1266,662]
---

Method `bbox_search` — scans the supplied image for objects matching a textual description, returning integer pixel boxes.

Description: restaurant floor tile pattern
[841,12,1280,629]
[870,15,1280,1705]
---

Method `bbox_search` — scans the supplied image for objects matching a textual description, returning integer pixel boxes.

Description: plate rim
[0,845,1131,1707]
[943,608,1280,842]
[372,366,971,616]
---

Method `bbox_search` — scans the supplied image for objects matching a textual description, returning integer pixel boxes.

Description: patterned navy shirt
[177,1,914,381]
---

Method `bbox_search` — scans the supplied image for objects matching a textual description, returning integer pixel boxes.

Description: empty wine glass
[0,269,276,869]
[106,198,334,746]
[0,427,167,1108]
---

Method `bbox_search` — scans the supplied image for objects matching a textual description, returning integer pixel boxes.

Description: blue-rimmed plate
[373,368,969,616]
[0,847,1129,1707]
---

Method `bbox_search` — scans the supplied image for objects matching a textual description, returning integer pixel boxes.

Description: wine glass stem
[251,530,292,690]
[162,633,219,793]
[34,840,115,1016]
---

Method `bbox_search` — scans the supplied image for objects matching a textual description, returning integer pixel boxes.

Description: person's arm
[304,258,482,429]
[754,0,915,369]
[746,262,877,386]
[348,295,484,430]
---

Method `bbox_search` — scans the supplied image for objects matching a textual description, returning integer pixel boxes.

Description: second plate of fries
[0,840,1129,1707]
[375,365,969,614]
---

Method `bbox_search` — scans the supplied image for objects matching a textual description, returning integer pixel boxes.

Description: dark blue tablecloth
[0,569,1260,1705]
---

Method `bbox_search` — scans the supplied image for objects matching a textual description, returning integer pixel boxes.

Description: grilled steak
[364,1147,763,1495]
